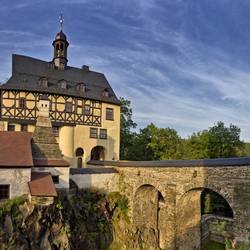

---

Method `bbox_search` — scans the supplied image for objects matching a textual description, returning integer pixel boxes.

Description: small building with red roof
[0,96,70,201]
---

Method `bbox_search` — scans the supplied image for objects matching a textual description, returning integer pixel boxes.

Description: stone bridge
[72,157,250,250]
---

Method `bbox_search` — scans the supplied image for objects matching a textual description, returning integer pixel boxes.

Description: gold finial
[59,13,64,31]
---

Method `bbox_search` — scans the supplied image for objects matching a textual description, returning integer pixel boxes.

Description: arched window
[56,44,59,51]
[76,148,84,157]
[90,146,105,160]
[75,148,84,168]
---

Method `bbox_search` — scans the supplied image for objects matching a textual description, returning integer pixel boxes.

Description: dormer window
[76,83,86,92]
[102,88,109,98]
[58,80,67,89]
[38,77,48,87]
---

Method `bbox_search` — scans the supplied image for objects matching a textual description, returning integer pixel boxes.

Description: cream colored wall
[1,90,121,167]
[71,103,120,167]
[58,126,74,166]
[57,103,120,167]
[32,167,70,189]
[0,121,35,133]
[0,168,31,198]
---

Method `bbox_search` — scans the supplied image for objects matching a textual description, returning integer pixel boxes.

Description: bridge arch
[181,183,234,210]
[176,187,234,250]
[133,184,165,249]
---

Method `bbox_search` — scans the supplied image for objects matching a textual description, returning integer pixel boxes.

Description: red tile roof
[33,159,69,167]
[29,172,57,197]
[0,132,33,167]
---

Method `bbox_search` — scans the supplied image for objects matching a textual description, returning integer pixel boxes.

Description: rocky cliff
[0,189,135,250]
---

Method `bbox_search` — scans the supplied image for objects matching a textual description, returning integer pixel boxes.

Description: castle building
[0,27,121,168]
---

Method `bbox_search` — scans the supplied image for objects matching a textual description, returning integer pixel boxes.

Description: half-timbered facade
[0,29,121,167]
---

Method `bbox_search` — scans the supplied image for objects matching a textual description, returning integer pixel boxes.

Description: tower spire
[52,14,69,70]
[59,13,64,31]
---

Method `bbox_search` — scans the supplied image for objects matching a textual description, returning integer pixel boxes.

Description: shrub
[0,195,27,218]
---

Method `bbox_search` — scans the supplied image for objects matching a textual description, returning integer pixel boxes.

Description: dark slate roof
[88,157,250,168]
[70,167,118,175]
[0,54,120,105]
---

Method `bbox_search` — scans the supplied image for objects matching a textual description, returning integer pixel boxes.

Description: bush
[0,195,27,218]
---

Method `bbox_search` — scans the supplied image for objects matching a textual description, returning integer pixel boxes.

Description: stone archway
[133,184,165,249]
[90,146,105,161]
[176,187,234,250]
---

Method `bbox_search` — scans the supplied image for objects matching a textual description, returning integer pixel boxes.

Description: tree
[126,125,155,160]
[120,98,137,160]
[146,123,183,160]
[184,131,210,159]
[207,122,244,158]
[184,122,244,159]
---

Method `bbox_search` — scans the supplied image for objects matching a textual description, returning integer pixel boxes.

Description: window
[90,128,98,138]
[38,77,48,87]
[52,176,59,184]
[76,83,86,92]
[84,105,91,115]
[100,129,107,139]
[75,148,84,157]
[21,124,28,132]
[93,101,99,108]
[106,108,114,120]
[19,98,26,109]
[0,185,10,200]
[65,102,72,112]
[7,124,15,131]
[102,88,109,97]
[58,80,67,89]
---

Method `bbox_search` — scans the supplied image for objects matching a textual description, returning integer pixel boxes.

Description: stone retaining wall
[201,214,234,246]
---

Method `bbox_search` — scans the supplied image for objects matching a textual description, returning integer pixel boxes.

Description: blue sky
[1,1,250,140]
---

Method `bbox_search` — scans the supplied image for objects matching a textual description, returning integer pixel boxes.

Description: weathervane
[59,13,64,31]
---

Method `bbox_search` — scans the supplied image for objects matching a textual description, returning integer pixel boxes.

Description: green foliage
[108,241,122,250]
[119,97,246,160]
[120,97,137,160]
[0,195,26,218]
[61,222,71,236]
[204,192,212,214]
[202,241,225,250]
[107,192,129,222]
[146,123,183,160]
[206,122,244,158]
[56,200,63,210]
[184,130,210,159]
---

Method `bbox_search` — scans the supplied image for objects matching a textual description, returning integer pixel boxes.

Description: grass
[202,241,225,250]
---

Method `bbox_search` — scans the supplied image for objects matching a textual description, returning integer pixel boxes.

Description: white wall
[0,168,31,198]
[32,167,70,189]
[71,173,119,192]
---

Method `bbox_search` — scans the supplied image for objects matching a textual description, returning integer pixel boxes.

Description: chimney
[38,95,50,118]
[81,65,90,71]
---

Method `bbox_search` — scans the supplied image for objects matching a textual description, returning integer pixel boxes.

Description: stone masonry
[91,161,250,250]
